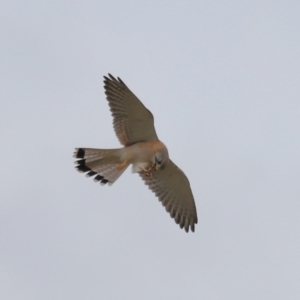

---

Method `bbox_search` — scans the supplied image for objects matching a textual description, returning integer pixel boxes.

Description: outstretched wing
[104,74,158,146]
[140,160,198,232]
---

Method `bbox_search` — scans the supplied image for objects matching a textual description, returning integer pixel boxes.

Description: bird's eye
[155,157,162,165]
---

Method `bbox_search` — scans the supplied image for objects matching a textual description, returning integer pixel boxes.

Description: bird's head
[154,147,169,170]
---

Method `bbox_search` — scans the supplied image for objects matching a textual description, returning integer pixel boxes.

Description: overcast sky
[1,1,300,299]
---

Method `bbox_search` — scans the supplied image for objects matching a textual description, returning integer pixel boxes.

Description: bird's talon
[142,167,153,177]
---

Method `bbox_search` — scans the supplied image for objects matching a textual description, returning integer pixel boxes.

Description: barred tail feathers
[73,148,127,185]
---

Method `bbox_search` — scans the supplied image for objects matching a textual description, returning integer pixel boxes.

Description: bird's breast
[121,140,167,163]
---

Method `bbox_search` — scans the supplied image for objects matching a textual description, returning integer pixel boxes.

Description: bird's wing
[104,74,158,146]
[139,159,198,232]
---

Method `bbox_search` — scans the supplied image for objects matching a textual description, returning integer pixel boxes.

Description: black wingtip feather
[74,157,110,186]
[75,148,85,158]
[104,73,127,88]
[76,165,90,173]
[108,73,115,80]
[86,171,97,177]
[76,159,86,165]
[105,73,117,82]
[94,175,104,182]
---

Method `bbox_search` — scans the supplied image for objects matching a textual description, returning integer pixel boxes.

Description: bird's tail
[73,147,128,185]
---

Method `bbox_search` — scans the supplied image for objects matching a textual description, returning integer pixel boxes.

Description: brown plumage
[74,74,198,232]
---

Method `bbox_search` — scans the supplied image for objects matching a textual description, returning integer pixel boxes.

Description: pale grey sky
[1,1,300,299]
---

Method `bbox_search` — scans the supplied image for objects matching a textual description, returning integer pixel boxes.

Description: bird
[73,74,198,232]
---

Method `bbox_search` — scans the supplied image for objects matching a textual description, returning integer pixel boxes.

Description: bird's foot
[142,166,153,177]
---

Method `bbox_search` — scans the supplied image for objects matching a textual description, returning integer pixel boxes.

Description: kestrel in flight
[74,74,198,232]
